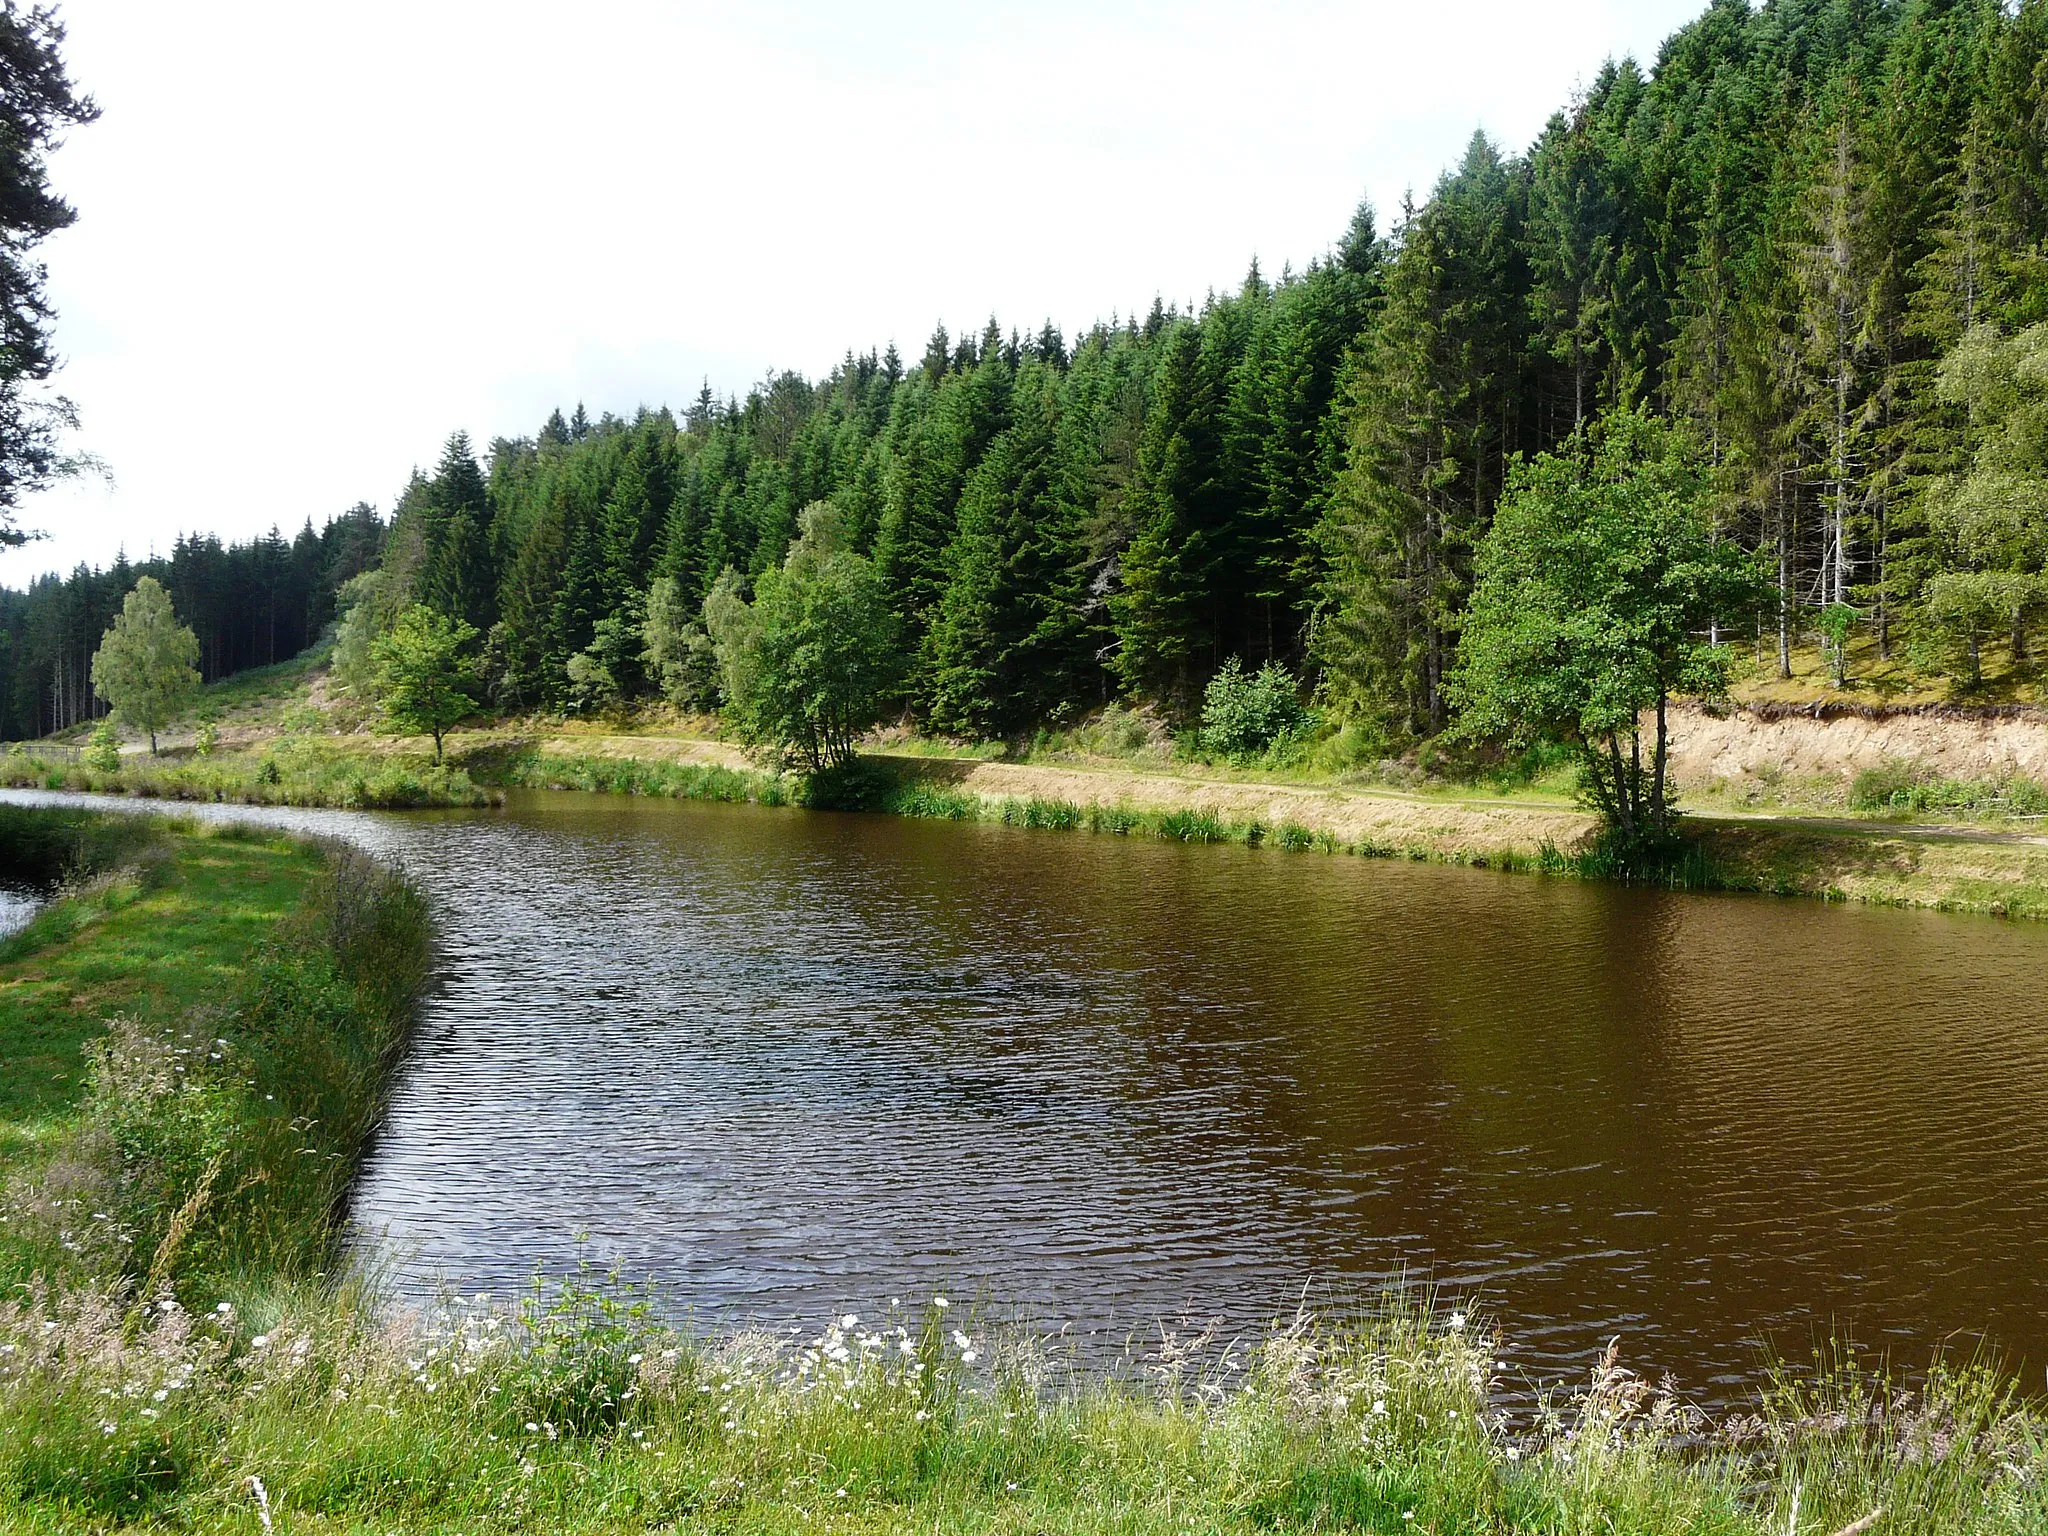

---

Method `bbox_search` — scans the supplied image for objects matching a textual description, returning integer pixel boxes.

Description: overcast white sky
[4,0,1709,585]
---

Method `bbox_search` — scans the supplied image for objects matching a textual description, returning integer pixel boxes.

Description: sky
[3,0,1711,585]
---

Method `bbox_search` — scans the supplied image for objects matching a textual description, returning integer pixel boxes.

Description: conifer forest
[9,0,2048,751]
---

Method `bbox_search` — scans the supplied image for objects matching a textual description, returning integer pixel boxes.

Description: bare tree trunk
[1777,473,1793,679]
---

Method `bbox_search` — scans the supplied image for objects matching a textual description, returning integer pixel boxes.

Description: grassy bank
[1,806,2043,1531]
[0,808,431,1305]
[0,742,495,810]
[482,743,2048,918]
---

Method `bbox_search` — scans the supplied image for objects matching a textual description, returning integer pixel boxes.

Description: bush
[1201,660,1309,761]
[83,719,121,772]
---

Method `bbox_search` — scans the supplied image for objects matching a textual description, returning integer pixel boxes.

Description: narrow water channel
[10,787,2048,1403]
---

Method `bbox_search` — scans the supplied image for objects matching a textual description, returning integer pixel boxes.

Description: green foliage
[1817,602,1861,687]
[0,4,97,547]
[1200,657,1309,760]
[1451,411,1761,851]
[88,577,201,754]
[704,503,902,773]
[82,716,119,771]
[1850,760,2048,817]
[18,0,2048,749]
[1920,324,2048,681]
[370,604,478,762]
[640,574,719,709]
[329,567,400,702]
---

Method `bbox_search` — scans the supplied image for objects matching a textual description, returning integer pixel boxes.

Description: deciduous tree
[89,577,199,755]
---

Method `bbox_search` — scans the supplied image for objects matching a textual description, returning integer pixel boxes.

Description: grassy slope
[0,836,320,1165]
[1729,630,2044,708]
[14,639,2048,916]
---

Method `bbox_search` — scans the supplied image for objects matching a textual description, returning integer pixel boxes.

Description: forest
[0,507,383,738]
[9,0,2048,757]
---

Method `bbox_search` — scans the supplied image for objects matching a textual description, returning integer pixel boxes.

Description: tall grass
[1850,761,2048,818]
[0,1274,2037,1531]
[0,820,433,1303]
[492,751,791,807]
[0,746,492,810]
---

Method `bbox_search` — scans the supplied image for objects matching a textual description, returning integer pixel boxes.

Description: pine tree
[926,362,1092,736]
[1111,319,1229,708]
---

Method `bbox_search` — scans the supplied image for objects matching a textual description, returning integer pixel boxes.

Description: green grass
[0,743,494,810]
[0,809,431,1303]
[0,827,319,1164]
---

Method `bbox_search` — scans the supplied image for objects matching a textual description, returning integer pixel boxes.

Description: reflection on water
[0,886,42,939]
[7,787,2047,1401]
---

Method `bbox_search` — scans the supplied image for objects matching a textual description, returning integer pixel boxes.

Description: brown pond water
[338,789,2048,1405]
[9,787,2046,1403]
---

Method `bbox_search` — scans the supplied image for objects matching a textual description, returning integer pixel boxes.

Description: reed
[0,748,492,810]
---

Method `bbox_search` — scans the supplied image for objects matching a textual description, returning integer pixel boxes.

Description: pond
[0,885,41,940]
[8,787,2048,1402]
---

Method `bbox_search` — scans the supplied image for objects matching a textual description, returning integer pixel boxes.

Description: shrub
[83,719,121,772]
[1201,659,1309,761]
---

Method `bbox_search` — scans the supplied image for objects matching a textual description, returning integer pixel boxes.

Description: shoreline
[494,732,2048,920]
[10,701,2048,919]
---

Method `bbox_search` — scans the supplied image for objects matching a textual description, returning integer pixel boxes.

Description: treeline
[19,0,2048,753]
[361,0,2047,746]
[0,508,384,737]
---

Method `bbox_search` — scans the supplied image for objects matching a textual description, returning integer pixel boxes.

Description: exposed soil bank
[1667,702,2048,786]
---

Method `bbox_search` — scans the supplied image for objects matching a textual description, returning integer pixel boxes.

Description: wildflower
[933,1296,949,1310]
[100,1421,116,1435]
[525,1422,539,1432]
[251,1335,270,1349]
[1448,1311,1467,1332]
[1373,1399,1387,1416]
[835,1488,847,1499]
[628,1352,643,1365]
[1403,1512,1414,1522]
[961,1350,978,1364]
[152,1389,168,1402]
[841,1313,859,1328]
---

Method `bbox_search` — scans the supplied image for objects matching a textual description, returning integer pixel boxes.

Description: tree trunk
[1650,691,1669,835]
[1777,474,1793,680]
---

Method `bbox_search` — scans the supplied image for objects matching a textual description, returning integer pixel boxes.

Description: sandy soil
[1666,704,2048,786]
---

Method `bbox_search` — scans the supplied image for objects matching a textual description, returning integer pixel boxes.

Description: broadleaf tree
[371,604,478,763]
[704,502,901,774]
[1449,410,1761,854]
[89,576,200,754]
